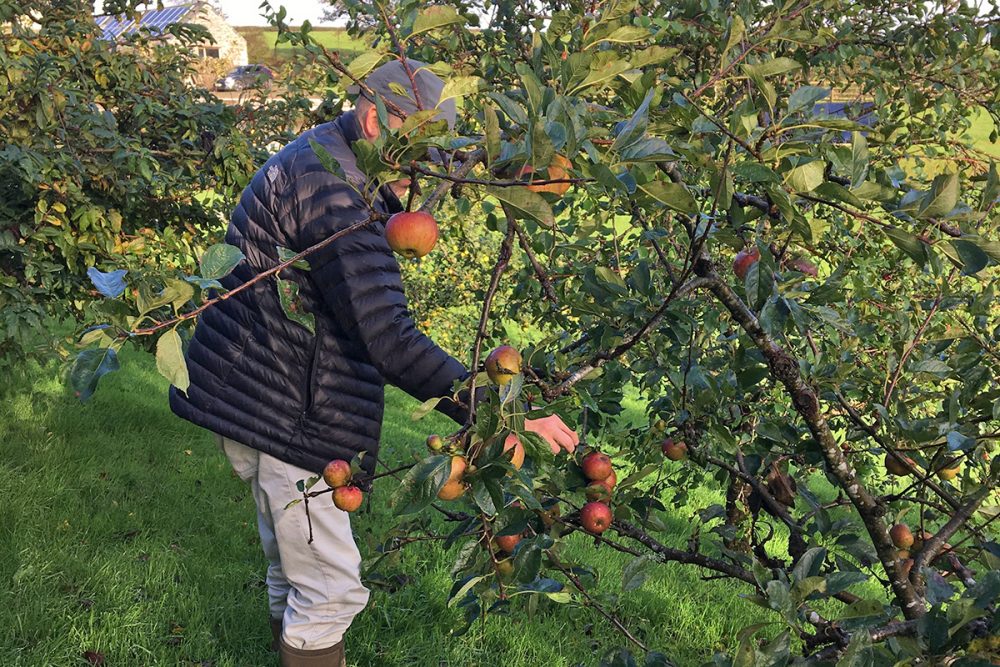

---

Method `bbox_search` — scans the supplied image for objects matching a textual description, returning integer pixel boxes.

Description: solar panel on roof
[96,4,195,41]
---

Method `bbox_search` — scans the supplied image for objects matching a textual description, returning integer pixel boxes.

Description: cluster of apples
[888,522,954,579]
[427,344,526,502]
[579,451,617,535]
[322,459,363,512]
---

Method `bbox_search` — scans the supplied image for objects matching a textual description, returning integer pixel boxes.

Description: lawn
[0,351,769,666]
[236,27,366,66]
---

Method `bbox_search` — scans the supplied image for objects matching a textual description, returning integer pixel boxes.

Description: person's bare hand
[523,414,579,454]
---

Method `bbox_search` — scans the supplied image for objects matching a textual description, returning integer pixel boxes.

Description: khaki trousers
[219,436,370,650]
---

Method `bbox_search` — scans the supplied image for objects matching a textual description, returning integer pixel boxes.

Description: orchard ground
[2,351,774,666]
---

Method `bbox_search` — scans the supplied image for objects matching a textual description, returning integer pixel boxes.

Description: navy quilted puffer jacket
[169,111,470,481]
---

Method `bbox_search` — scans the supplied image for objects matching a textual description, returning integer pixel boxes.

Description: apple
[580,501,613,534]
[598,469,617,493]
[937,463,961,481]
[502,433,525,470]
[889,523,914,549]
[447,455,468,482]
[898,558,914,579]
[426,434,445,452]
[885,453,915,476]
[897,549,910,560]
[496,558,515,578]
[662,438,688,461]
[518,154,572,196]
[585,481,612,502]
[494,533,522,554]
[322,459,352,489]
[581,451,613,481]
[332,485,363,512]
[786,257,818,277]
[485,345,522,385]
[437,479,465,500]
[384,211,439,259]
[733,247,761,280]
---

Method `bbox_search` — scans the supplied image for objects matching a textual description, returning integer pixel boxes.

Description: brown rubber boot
[269,617,283,652]
[279,638,346,667]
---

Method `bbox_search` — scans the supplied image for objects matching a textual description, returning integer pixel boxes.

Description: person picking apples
[168,60,578,666]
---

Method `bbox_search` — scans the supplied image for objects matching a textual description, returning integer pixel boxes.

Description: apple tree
[65,0,1000,662]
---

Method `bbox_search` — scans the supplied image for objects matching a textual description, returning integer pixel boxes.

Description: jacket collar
[336,110,404,215]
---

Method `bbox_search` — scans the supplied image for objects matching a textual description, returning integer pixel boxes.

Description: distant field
[235,27,366,65]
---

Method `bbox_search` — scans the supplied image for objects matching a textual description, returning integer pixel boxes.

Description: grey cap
[349,59,457,130]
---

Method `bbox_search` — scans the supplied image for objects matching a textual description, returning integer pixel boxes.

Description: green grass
[0,351,769,666]
[236,27,366,66]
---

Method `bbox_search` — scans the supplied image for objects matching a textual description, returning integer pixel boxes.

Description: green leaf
[744,57,801,77]
[612,87,655,152]
[918,172,959,219]
[200,244,245,280]
[911,359,951,376]
[155,328,189,393]
[439,76,482,103]
[518,430,554,464]
[515,63,544,112]
[447,574,488,607]
[345,51,384,81]
[629,46,678,70]
[814,182,862,207]
[787,85,829,114]
[722,15,746,60]
[70,347,120,401]
[569,53,631,94]
[784,161,825,193]
[276,278,316,334]
[622,555,654,591]
[484,186,555,227]
[309,138,347,182]
[144,278,195,313]
[411,396,442,421]
[850,131,869,189]
[483,106,500,164]
[883,227,929,266]
[599,25,650,46]
[979,161,998,212]
[950,239,990,275]
[391,454,452,515]
[637,181,698,214]
[411,5,464,36]
[276,245,310,271]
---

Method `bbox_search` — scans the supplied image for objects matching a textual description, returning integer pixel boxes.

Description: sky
[92,1,339,26]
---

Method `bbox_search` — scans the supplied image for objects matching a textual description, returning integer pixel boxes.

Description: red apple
[502,433,525,470]
[332,485,363,512]
[581,451,613,481]
[485,345,522,385]
[580,501,613,534]
[599,469,617,492]
[322,459,352,489]
[889,523,914,549]
[733,247,761,280]
[662,438,688,461]
[494,533,522,554]
[384,211,439,259]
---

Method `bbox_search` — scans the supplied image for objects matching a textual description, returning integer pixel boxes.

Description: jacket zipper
[301,333,321,419]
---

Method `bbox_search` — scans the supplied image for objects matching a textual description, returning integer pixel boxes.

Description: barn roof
[95,4,197,40]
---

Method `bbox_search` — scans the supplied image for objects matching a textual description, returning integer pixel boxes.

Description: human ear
[360,101,380,140]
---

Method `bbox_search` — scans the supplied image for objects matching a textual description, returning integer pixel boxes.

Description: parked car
[215,65,274,91]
